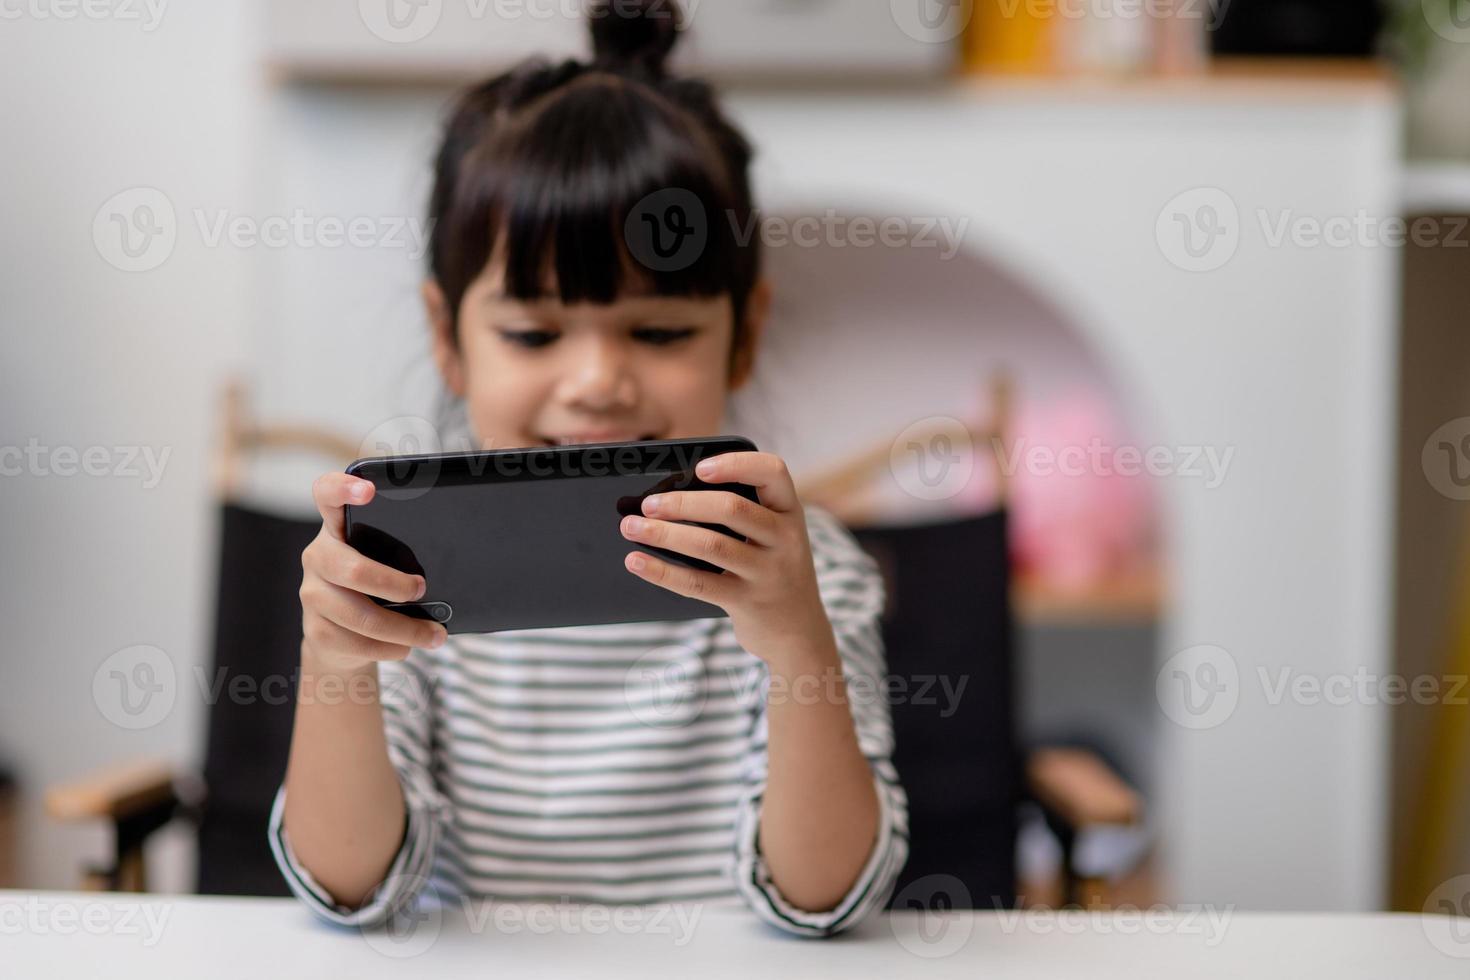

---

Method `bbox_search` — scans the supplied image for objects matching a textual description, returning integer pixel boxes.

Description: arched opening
[735,208,1168,902]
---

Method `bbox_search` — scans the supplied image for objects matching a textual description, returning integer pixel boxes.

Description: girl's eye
[497,328,558,349]
[631,326,698,346]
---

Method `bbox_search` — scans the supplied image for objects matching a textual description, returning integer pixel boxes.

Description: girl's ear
[423,279,466,398]
[729,277,771,392]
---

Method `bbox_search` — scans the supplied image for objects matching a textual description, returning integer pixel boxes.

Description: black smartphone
[343,435,759,634]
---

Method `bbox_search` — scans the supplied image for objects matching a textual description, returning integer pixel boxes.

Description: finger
[303,614,418,664]
[624,550,732,605]
[313,472,375,539]
[620,515,758,575]
[694,452,799,514]
[639,490,779,545]
[308,536,426,603]
[308,579,447,650]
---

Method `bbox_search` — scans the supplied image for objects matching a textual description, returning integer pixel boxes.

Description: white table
[3,891,1467,979]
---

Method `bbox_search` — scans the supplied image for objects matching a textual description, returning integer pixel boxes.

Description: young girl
[270,0,907,938]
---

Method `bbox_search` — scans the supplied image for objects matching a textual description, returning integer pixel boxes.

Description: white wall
[0,2,261,889]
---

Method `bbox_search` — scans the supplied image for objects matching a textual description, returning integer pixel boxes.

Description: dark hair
[426,0,760,372]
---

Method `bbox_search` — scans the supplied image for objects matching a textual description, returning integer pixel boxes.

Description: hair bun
[589,0,682,77]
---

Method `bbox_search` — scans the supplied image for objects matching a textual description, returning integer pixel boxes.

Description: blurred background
[1,0,1468,919]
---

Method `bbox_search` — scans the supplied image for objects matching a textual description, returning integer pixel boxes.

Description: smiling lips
[540,433,660,446]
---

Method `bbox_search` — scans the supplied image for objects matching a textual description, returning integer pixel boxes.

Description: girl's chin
[534,433,663,448]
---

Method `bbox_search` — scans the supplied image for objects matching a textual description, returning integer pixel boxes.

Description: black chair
[193,503,319,895]
[45,501,318,894]
[802,376,1145,910]
[853,511,1020,911]
[853,509,1144,911]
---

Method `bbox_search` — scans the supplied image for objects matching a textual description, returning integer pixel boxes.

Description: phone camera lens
[428,602,452,623]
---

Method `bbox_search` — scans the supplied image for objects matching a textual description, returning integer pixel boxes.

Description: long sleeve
[732,505,910,937]
[267,647,451,928]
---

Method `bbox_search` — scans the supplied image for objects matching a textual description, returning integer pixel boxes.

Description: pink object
[964,386,1156,590]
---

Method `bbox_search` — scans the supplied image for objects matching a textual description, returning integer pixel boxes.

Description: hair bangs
[444,76,750,310]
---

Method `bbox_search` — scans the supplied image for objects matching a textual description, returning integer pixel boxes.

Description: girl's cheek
[460,357,542,440]
[661,364,731,430]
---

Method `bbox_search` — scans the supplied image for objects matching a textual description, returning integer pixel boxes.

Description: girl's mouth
[538,433,661,447]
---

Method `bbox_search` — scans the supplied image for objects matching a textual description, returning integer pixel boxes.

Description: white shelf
[263,0,953,85]
[954,57,1396,105]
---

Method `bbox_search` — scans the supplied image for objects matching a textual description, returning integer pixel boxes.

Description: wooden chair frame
[795,372,1147,906]
[48,373,1144,903]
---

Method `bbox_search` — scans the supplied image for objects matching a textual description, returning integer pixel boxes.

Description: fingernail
[627,553,646,571]
[429,629,447,649]
[642,494,662,515]
[349,481,368,500]
[414,577,427,600]
[623,515,645,534]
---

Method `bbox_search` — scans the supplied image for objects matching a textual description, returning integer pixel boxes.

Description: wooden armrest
[1027,747,1141,829]
[796,371,1014,516]
[214,378,360,498]
[45,758,177,823]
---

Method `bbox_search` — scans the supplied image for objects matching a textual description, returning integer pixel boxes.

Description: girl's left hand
[620,450,830,670]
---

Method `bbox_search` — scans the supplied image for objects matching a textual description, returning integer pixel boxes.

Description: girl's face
[426,260,768,450]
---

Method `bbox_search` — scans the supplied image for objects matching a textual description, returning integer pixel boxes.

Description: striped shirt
[269,503,909,937]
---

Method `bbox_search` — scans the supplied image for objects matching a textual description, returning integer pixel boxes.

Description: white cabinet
[264,0,955,82]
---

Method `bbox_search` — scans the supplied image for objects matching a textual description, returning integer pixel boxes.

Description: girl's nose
[562,337,637,411]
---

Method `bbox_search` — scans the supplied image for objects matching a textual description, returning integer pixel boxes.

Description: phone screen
[345,439,758,633]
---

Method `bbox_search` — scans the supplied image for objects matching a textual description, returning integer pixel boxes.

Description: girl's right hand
[299,472,448,673]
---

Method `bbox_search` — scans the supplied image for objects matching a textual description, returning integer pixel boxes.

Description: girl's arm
[278,472,449,910]
[280,655,405,908]
[620,453,908,929]
[757,631,882,911]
